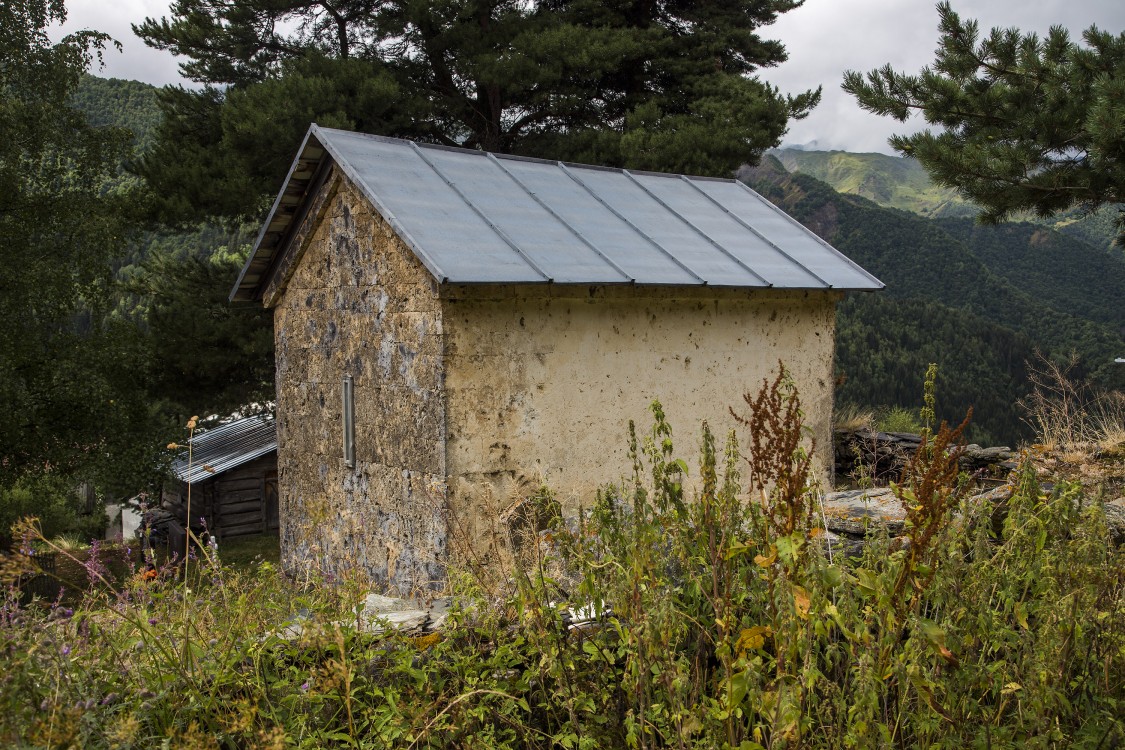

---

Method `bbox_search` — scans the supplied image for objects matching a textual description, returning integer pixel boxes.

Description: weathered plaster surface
[273,172,447,592]
[441,285,841,556]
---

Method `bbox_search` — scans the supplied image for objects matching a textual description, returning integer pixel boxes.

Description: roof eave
[229,124,327,304]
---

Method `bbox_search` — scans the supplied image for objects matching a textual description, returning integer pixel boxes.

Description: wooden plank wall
[213,454,278,538]
[169,453,279,539]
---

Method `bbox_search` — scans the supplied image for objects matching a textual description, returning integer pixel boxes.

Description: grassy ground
[217,532,280,571]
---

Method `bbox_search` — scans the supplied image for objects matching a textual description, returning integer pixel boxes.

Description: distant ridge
[741,156,1125,445]
[769,148,1120,253]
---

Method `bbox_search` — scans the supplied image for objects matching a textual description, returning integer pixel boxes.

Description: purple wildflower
[82,540,108,583]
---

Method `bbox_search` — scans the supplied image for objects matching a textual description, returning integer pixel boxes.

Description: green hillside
[73,75,161,151]
[934,218,1125,334]
[741,157,1125,445]
[835,295,1035,445]
[69,77,258,270]
[771,149,973,218]
[773,148,1121,253]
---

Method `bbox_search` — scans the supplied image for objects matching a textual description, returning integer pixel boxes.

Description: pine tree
[134,0,820,221]
[843,2,1125,244]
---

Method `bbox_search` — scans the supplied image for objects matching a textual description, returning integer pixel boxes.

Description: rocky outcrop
[833,429,1018,485]
[1107,499,1125,544]
[818,483,1125,555]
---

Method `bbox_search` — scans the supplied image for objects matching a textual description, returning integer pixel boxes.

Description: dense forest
[741,157,1125,445]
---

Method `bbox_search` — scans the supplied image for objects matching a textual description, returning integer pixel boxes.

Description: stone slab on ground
[821,488,907,536]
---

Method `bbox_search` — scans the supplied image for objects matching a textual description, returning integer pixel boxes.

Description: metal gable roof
[231,124,883,302]
[171,414,277,485]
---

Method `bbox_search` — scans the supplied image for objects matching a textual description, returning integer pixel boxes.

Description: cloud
[53,0,185,87]
[761,0,1125,153]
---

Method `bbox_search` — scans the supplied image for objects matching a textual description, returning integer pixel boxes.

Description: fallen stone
[425,596,454,631]
[362,593,412,612]
[363,609,429,633]
[833,428,1015,485]
[821,529,865,560]
[820,488,906,536]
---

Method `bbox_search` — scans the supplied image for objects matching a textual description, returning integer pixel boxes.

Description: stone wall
[440,285,842,563]
[273,171,448,593]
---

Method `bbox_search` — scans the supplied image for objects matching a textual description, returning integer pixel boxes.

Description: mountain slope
[771,148,973,219]
[772,148,1121,253]
[73,76,161,150]
[934,218,1125,333]
[741,158,1125,444]
[835,295,1035,445]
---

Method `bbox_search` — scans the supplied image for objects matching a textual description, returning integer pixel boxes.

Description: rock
[358,593,462,634]
[561,601,612,632]
[274,608,310,639]
[1105,499,1125,544]
[820,488,907,536]
[817,484,1022,555]
[363,609,429,633]
[359,593,429,633]
[821,529,865,560]
[424,596,454,631]
[960,485,1125,545]
[362,593,412,614]
[961,445,1016,472]
[833,428,1015,485]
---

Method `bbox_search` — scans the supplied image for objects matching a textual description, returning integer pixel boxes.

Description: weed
[833,403,874,433]
[876,406,924,435]
[1020,352,1125,455]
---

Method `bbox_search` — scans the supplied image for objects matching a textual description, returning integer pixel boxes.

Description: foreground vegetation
[2,374,1122,749]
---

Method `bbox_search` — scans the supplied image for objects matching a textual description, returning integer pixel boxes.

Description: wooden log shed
[165,415,279,539]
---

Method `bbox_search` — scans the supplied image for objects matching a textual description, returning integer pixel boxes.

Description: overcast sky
[56,0,1125,155]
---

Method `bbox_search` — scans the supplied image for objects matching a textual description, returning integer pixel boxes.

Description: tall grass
[1,368,1122,748]
[1020,354,1125,455]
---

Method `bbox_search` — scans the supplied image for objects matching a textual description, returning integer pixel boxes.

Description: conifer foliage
[843,2,1125,243]
[134,0,820,221]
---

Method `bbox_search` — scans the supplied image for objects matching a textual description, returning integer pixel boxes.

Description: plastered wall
[273,173,448,592]
[440,285,841,557]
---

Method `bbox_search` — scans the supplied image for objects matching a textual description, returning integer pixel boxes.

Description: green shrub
[876,405,924,434]
[0,474,104,550]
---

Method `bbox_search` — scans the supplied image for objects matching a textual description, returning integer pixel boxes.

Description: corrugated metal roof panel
[425,148,628,283]
[327,130,541,282]
[170,415,277,485]
[632,174,828,288]
[501,159,698,284]
[694,180,882,290]
[231,125,884,302]
[561,166,765,286]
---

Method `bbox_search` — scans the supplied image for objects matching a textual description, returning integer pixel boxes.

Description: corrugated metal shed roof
[231,125,883,302]
[171,414,277,485]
